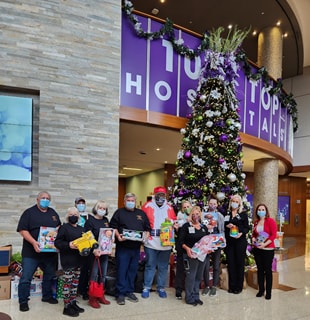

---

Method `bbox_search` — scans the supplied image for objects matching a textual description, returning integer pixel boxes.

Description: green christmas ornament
[208,147,213,153]
[183,137,190,143]
[174,178,179,184]
[197,115,203,121]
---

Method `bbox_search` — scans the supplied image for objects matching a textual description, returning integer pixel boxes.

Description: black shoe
[256,291,264,297]
[265,293,271,300]
[233,290,242,294]
[116,296,125,305]
[186,301,197,306]
[42,297,58,304]
[71,300,85,313]
[228,289,233,293]
[195,299,203,305]
[20,302,29,312]
[126,293,138,303]
[175,290,182,300]
[82,293,89,300]
[63,305,79,317]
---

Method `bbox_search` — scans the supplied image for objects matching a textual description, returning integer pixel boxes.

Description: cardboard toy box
[0,276,12,300]
[11,278,42,299]
[246,268,279,289]
[0,245,12,274]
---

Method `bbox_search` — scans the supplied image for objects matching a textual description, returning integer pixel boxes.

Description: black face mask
[68,216,79,224]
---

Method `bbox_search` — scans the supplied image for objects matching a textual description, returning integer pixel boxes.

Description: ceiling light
[123,167,142,171]
[228,25,233,29]
[252,30,257,36]
[119,173,126,176]
[276,21,281,26]
[156,148,160,151]
[152,8,159,15]
[283,32,288,38]
[159,0,165,3]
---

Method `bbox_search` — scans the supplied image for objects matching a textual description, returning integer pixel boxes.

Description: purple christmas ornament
[219,158,225,164]
[219,134,228,142]
[184,151,191,159]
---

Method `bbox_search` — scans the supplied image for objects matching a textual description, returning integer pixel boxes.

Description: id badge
[224,215,230,222]
[188,226,195,233]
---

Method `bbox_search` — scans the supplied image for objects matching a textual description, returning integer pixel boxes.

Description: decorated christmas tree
[170,27,250,213]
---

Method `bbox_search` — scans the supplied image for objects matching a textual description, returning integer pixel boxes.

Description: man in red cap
[141,186,176,299]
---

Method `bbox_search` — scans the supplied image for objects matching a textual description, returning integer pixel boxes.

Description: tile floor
[1,236,310,320]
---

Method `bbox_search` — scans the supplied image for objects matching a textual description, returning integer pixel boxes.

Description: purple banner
[121,13,293,155]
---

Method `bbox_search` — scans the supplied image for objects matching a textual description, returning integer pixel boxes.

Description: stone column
[257,26,283,80]
[253,159,279,219]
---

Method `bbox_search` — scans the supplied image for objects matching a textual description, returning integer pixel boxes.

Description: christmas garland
[123,0,298,132]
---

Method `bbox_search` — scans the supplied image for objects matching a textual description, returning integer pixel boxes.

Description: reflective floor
[1,236,310,320]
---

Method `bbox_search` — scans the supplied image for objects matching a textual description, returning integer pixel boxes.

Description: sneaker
[126,293,138,303]
[175,291,182,300]
[19,302,29,312]
[141,288,150,299]
[157,289,167,298]
[63,305,79,317]
[116,295,125,305]
[202,287,210,296]
[71,300,85,313]
[42,297,58,304]
[209,287,217,297]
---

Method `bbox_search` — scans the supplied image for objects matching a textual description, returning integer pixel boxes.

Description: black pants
[225,237,247,291]
[174,247,185,293]
[253,248,274,295]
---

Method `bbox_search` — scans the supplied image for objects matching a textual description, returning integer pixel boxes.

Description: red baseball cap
[154,186,167,194]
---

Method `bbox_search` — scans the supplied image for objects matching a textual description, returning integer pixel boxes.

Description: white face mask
[97,209,106,217]
[231,202,239,209]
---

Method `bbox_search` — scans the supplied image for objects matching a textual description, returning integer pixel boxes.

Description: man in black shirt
[17,191,61,312]
[110,193,151,305]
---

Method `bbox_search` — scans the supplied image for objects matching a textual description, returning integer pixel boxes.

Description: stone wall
[0,0,121,252]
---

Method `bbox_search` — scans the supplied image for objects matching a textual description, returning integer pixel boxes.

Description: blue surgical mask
[257,211,266,218]
[231,202,239,209]
[39,199,50,209]
[126,201,135,210]
[76,204,86,212]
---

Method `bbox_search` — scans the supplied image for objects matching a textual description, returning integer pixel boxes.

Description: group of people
[16,189,277,316]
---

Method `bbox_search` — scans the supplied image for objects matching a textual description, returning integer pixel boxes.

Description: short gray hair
[124,193,136,200]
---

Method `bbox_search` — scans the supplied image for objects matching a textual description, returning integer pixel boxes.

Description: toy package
[210,233,226,250]
[254,231,269,247]
[229,225,239,238]
[122,229,144,241]
[98,228,115,254]
[191,235,214,261]
[160,219,175,246]
[38,226,58,252]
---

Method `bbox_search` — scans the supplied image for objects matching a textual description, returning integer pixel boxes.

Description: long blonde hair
[229,194,244,213]
[189,206,202,222]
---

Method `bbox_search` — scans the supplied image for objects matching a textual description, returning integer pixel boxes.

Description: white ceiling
[119,0,310,179]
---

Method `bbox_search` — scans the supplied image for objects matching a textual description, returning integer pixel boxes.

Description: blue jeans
[90,255,108,284]
[115,245,140,297]
[18,255,57,304]
[143,247,171,290]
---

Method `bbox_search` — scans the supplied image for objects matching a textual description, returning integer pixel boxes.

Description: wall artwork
[0,95,33,181]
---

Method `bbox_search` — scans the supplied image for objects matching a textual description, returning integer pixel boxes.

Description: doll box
[246,268,279,289]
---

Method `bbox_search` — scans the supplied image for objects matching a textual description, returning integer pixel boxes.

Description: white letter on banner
[249,79,258,103]
[249,110,255,126]
[184,56,201,80]
[272,94,279,115]
[262,117,269,132]
[162,39,173,72]
[126,73,142,95]
[261,87,271,110]
[273,122,277,137]
[187,89,196,107]
[154,81,172,101]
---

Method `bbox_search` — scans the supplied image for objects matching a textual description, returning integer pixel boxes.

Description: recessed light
[156,148,160,151]
[152,8,159,15]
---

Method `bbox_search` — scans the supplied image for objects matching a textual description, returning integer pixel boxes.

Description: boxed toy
[11,277,42,299]
[37,227,58,252]
[0,275,11,300]
[98,228,115,254]
[122,229,144,241]
[0,245,12,274]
